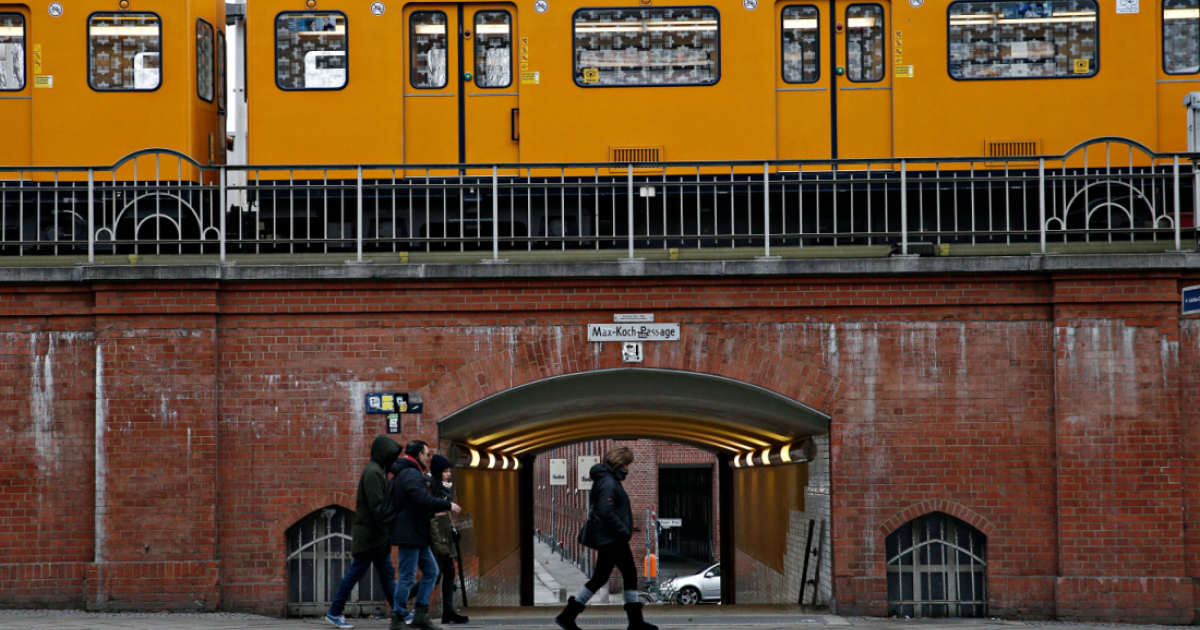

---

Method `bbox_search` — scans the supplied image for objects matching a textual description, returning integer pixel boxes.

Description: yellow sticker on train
[582,68,600,83]
[895,65,912,78]
[34,75,53,88]
[33,44,42,74]
[521,71,539,85]
[1073,59,1090,73]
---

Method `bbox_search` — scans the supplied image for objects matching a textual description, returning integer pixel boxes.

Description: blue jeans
[328,551,396,617]
[393,545,439,617]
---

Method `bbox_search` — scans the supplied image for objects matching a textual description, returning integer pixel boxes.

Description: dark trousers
[585,542,638,594]
[407,555,458,614]
[329,551,396,617]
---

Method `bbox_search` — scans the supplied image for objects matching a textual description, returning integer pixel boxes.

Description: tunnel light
[469,448,481,467]
[732,453,742,468]
[760,448,772,466]
[780,443,793,463]
[487,452,496,469]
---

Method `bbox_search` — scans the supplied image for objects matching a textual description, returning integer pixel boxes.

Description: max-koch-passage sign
[588,323,680,342]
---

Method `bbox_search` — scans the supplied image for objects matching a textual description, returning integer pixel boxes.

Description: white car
[664,563,721,604]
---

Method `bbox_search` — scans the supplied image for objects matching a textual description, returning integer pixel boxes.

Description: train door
[832,0,892,160]
[403,3,518,166]
[0,6,31,168]
[776,1,832,159]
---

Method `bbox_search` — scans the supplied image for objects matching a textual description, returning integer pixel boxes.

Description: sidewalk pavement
[532,536,612,606]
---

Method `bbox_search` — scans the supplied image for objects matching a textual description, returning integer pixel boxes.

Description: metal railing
[1,138,1195,264]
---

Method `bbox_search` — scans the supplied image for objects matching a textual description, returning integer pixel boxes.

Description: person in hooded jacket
[556,446,658,630]
[404,454,469,624]
[324,436,403,630]
[389,440,460,630]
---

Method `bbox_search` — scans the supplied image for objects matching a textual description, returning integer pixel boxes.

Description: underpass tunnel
[436,369,832,608]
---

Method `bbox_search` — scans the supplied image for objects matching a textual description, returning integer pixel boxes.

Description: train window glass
[217,30,227,111]
[948,1,1098,80]
[1164,0,1200,75]
[475,11,512,88]
[845,4,884,82]
[275,12,347,90]
[411,12,449,88]
[782,5,819,83]
[0,14,24,91]
[572,7,720,87]
[88,13,162,91]
[197,19,215,102]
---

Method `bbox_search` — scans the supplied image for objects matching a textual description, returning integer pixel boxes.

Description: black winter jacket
[388,457,453,548]
[581,463,633,548]
[352,436,402,556]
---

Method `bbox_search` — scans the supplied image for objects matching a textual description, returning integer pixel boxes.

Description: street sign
[614,313,654,323]
[1184,285,1200,316]
[658,518,682,528]
[587,323,680,342]
[550,459,568,485]
[578,455,601,490]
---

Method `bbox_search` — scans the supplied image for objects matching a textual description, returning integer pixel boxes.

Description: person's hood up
[391,456,422,475]
[370,436,403,469]
[590,462,627,482]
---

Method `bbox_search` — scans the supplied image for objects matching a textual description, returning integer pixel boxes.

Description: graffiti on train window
[475,11,513,88]
[572,7,720,87]
[846,4,884,82]
[275,12,347,90]
[411,11,449,89]
[782,5,819,84]
[948,0,1098,80]
[0,14,24,91]
[197,19,214,102]
[1164,0,1199,75]
[88,13,161,91]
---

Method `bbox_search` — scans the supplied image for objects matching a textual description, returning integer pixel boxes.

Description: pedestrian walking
[324,436,403,630]
[556,446,658,630]
[404,454,469,624]
[390,441,461,630]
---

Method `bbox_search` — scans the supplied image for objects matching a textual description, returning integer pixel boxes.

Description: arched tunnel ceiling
[437,368,831,456]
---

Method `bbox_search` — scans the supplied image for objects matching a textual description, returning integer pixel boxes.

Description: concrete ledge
[0,252,1198,284]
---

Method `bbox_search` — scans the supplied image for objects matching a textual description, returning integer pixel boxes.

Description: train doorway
[776,1,833,159]
[833,0,892,160]
[403,3,519,166]
[0,6,31,168]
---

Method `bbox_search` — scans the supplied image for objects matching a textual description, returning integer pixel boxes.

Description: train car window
[782,5,819,83]
[572,7,720,87]
[197,19,215,102]
[217,30,227,112]
[411,11,449,89]
[475,11,512,88]
[845,4,884,82]
[1164,0,1200,75]
[948,0,1098,79]
[0,14,24,91]
[88,13,162,91]
[275,12,347,90]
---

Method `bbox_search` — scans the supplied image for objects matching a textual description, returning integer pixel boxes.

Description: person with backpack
[404,454,469,624]
[556,445,658,630]
[323,436,403,630]
[388,441,460,630]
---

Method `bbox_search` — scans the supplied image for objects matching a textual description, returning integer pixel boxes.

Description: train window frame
[216,29,227,113]
[946,0,1100,81]
[87,11,163,93]
[570,6,722,89]
[474,10,513,89]
[196,18,215,103]
[274,10,349,92]
[844,3,885,83]
[0,13,25,92]
[781,4,820,84]
[1163,0,1200,75]
[410,10,450,90]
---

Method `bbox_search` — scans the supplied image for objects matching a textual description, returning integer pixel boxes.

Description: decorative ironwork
[886,512,986,618]
[286,506,388,617]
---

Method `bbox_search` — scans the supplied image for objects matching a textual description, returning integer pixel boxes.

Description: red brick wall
[0,273,1194,622]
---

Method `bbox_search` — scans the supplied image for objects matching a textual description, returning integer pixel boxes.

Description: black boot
[441,609,469,624]
[624,602,658,630]
[410,605,442,630]
[555,596,586,630]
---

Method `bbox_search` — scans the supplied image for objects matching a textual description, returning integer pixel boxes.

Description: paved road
[0,609,1181,630]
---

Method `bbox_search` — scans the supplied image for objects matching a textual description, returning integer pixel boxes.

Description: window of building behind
[411,11,449,88]
[276,12,347,90]
[89,13,161,91]
[845,4,884,82]
[475,11,512,88]
[572,7,720,87]
[1165,0,1199,75]
[0,14,24,91]
[197,19,214,102]
[948,0,1098,79]
[782,5,819,83]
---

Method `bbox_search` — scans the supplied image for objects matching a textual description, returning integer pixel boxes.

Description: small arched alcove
[886,512,987,618]
[285,506,390,617]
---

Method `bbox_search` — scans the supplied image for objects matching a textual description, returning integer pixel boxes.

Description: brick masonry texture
[0,273,1195,622]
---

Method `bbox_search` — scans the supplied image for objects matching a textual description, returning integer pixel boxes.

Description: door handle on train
[511,108,520,141]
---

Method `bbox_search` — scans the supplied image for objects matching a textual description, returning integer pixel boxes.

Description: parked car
[663,563,721,604]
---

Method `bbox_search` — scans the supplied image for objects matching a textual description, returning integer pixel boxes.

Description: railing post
[219,167,227,263]
[900,160,908,255]
[627,163,635,259]
[1174,155,1182,251]
[492,165,500,260]
[87,169,95,264]
[1039,158,1046,254]
[356,165,364,263]
[763,162,771,257]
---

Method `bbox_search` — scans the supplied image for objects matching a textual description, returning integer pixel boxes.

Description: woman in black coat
[556,446,657,630]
